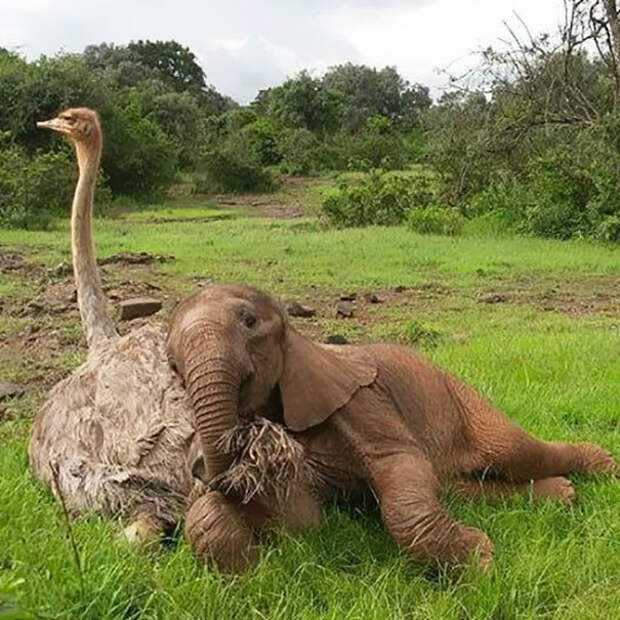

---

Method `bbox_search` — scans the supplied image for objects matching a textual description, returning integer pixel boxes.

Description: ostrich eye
[244,314,257,328]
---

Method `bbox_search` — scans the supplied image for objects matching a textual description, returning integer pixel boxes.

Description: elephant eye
[243,314,257,328]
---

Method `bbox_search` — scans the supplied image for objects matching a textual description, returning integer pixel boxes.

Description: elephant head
[167,284,377,478]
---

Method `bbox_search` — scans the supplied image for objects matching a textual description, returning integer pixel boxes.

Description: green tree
[254,71,342,134]
[323,63,430,131]
[127,40,206,94]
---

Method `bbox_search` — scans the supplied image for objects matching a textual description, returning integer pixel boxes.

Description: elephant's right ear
[278,330,377,431]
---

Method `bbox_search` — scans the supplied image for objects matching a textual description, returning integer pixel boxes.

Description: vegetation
[319,168,439,227]
[2,1,619,239]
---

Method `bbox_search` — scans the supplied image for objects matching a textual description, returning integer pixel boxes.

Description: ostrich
[29,108,200,540]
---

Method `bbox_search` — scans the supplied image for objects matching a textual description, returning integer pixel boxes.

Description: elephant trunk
[182,332,246,477]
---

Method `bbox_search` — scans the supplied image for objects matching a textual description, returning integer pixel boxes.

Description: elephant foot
[122,511,165,549]
[458,526,494,572]
[576,443,617,475]
[186,490,258,573]
[531,476,576,505]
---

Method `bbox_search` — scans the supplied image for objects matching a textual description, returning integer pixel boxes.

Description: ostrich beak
[37,117,67,133]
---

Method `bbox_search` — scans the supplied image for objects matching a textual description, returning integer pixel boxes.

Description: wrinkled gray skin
[169,284,617,573]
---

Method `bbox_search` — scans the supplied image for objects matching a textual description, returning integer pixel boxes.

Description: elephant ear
[279,329,377,431]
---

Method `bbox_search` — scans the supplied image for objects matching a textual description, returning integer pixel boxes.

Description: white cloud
[0,0,565,103]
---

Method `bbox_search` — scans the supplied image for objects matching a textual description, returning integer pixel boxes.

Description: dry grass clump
[208,418,314,503]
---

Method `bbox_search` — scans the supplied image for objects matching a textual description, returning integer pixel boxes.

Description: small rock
[0,381,24,402]
[363,292,381,304]
[325,334,348,345]
[478,293,508,304]
[339,293,357,302]
[286,302,316,318]
[48,261,72,277]
[335,301,354,318]
[393,285,407,293]
[119,297,162,321]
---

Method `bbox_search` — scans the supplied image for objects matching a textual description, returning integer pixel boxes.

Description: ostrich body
[29,109,199,535]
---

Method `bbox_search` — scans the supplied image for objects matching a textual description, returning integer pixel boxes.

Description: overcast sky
[1,0,564,103]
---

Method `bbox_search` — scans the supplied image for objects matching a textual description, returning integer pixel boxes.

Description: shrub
[102,101,178,196]
[0,146,74,229]
[0,144,111,229]
[241,118,281,166]
[319,168,441,227]
[319,124,410,173]
[196,148,275,193]
[278,128,323,174]
[407,206,463,236]
[469,134,620,241]
[596,216,620,242]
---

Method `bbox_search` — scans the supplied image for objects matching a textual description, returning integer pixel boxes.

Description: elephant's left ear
[279,329,377,431]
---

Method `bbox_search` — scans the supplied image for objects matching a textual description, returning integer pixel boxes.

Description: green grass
[0,190,618,618]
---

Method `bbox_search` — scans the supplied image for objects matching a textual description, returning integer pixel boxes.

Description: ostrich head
[37,108,102,147]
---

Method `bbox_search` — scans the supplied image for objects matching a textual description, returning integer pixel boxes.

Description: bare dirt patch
[98,251,175,266]
[213,176,321,219]
[0,251,27,273]
[0,248,42,277]
[476,275,620,317]
[283,282,456,342]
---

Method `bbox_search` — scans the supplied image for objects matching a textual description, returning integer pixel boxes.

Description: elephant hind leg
[447,476,576,506]
[463,411,616,481]
[450,376,616,480]
[372,453,494,570]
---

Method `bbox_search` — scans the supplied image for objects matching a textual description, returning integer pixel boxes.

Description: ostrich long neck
[73,137,118,350]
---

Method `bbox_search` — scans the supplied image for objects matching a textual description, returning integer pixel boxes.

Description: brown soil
[476,275,620,317]
[0,248,42,277]
[213,175,320,219]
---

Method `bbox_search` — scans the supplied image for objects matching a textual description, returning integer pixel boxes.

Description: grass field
[1,185,619,619]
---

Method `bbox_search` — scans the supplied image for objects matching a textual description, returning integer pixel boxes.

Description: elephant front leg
[372,453,494,570]
[185,490,258,573]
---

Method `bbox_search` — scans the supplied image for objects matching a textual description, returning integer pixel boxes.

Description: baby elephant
[167,284,617,572]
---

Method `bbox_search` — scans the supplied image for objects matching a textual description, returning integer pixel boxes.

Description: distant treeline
[2,1,620,241]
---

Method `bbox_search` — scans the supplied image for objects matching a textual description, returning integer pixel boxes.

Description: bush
[319,168,441,227]
[196,119,278,194]
[596,215,620,242]
[278,128,323,174]
[196,148,275,193]
[0,144,111,229]
[469,132,620,240]
[0,146,74,229]
[407,206,463,236]
[241,118,281,166]
[319,122,411,173]
[102,101,178,196]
